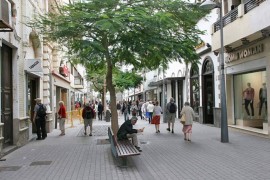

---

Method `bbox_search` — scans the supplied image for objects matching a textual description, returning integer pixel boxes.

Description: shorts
[84,118,93,126]
[167,113,176,123]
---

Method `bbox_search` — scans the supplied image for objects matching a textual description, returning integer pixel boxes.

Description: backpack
[169,103,176,113]
[85,108,93,119]
[37,104,47,118]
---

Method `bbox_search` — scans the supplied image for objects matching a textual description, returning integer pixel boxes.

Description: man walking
[166,97,177,134]
[98,102,104,120]
[82,103,95,136]
[33,98,47,140]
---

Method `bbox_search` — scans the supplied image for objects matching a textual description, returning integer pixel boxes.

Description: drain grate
[30,161,52,166]
[97,139,110,145]
[0,166,21,172]
[77,125,110,137]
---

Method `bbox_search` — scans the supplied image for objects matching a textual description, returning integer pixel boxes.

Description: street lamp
[200,0,229,143]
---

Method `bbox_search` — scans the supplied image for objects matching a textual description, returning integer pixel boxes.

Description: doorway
[203,75,214,124]
[1,44,13,146]
[27,77,39,133]
[202,59,214,124]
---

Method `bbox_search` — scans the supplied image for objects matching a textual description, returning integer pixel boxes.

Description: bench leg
[119,157,128,168]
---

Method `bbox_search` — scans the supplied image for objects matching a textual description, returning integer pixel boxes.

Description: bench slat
[108,127,140,158]
[116,140,140,157]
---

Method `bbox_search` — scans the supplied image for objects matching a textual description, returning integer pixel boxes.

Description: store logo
[226,44,264,63]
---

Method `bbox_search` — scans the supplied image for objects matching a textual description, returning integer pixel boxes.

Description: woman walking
[180,102,195,141]
[151,101,162,133]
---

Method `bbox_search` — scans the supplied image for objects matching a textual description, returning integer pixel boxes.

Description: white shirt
[147,103,155,112]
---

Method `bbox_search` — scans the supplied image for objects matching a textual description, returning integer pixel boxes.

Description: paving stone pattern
[0,117,270,180]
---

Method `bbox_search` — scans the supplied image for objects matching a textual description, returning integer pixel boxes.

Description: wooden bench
[108,127,140,167]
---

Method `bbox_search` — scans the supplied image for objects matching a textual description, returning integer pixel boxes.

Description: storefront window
[190,64,199,114]
[234,70,268,130]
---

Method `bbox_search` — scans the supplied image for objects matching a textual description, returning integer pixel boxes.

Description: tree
[31,0,207,134]
[114,70,143,93]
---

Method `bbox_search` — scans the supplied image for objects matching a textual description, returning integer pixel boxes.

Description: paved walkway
[0,115,270,180]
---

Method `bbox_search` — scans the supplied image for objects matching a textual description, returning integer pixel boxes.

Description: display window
[234,70,267,129]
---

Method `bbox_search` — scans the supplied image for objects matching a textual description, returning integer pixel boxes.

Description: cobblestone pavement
[0,116,270,180]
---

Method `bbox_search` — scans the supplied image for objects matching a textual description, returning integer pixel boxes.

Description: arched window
[202,59,213,75]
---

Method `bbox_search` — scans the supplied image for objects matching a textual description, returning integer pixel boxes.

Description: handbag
[180,113,186,124]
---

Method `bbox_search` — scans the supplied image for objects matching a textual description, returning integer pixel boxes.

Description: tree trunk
[106,64,119,134]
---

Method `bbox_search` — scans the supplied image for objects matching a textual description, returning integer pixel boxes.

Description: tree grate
[30,161,52,166]
[0,166,21,172]
[97,139,110,145]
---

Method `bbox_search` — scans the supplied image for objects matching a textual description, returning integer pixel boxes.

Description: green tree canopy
[31,0,207,133]
[114,70,143,91]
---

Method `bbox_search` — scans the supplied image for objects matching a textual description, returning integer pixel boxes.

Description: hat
[35,98,42,102]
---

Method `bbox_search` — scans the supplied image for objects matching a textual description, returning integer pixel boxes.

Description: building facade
[0,0,87,155]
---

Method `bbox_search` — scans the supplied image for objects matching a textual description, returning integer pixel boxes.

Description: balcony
[211,0,268,51]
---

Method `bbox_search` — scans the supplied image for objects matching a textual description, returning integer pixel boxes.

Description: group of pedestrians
[32,98,67,140]
[116,97,196,152]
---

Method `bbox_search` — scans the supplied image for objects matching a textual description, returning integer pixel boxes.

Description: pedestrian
[116,101,122,116]
[151,101,162,133]
[58,101,67,136]
[166,97,177,133]
[98,102,104,120]
[130,100,138,116]
[180,102,195,141]
[147,101,155,124]
[117,116,145,152]
[122,101,129,121]
[32,98,47,140]
[138,99,144,120]
[144,101,149,121]
[82,103,95,136]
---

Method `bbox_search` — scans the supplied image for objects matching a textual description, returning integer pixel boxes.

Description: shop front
[226,41,269,135]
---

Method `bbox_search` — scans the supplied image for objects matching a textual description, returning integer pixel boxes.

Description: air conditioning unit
[0,0,13,32]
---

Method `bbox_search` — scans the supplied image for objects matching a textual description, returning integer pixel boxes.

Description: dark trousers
[98,111,102,120]
[244,99,254,116]
[148,112,153,124]
[36,118,47,139]
[138,109,142,120]
[259,99,267,116]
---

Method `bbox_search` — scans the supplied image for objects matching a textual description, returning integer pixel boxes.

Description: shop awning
[148,77,185,87]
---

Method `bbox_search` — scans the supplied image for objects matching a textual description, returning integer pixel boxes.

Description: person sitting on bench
[117,116,144,152]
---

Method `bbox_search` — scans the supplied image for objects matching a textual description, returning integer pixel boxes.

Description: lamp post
[200,0,229,143]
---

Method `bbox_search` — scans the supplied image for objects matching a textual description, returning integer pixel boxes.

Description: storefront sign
[24,59,42,72]
[226,44,264,63]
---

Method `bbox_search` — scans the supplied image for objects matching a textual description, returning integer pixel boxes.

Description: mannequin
[242,82,254,119]
[259,83,267,116]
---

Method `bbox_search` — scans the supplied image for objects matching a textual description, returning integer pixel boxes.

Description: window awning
[148,77,185,87]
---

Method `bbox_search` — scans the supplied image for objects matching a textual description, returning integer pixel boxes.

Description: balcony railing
[213,8,238,32]
[244,0,265,14]
[213,0,266,33]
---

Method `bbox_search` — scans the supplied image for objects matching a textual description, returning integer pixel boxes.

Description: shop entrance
[202,59,214,124]
[27,77,39,133]
[1,44,13,146]
[203,75,214,124]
